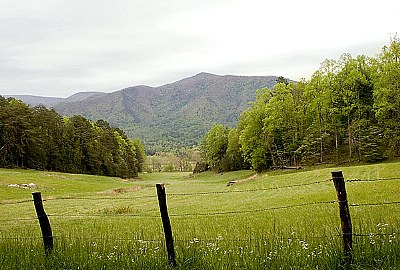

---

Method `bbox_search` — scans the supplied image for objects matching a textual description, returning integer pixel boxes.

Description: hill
[54,72,280,152]
[1,161,399,268]
[3,95,64,107]
[60,91,106,103]
[3,92,105,107]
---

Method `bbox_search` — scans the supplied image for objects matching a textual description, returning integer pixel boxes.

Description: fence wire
[0,179,332,205]
[3,199,398,223]
[44,195,157,201]
[350,201,400,207]
[1,176,399,223]
[47,213,160,218]
[346,177,400,182]
[0,199,34,205]
[167,179,332,196]
[168,200,337,217]
[42,200,337,219]
[2,176,398,206]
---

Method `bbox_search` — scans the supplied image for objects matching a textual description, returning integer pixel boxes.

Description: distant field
[0,161,399,269]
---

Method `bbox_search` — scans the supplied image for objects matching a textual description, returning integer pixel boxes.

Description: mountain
[3,95,64,107]
[60,91,106,103]
[3,92,105,107]
[54,72,281,152]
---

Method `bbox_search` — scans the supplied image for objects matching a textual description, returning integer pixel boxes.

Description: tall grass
[1,231,398,269]
[0,161,399,269]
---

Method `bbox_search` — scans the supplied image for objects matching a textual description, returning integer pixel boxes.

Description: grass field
[1,161,399,269]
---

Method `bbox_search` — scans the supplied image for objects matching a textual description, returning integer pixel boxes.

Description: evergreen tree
[0,97,145,177]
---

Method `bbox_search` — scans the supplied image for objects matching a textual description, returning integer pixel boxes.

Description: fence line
[0,199,34,205]
[0,217,38,222]
[1,176,397,206]
[44,195,157,201]
[2,177,398,206]
[346,177,400,182]
[2,173,399,264]
[2,199,400,223]
[2,179,332,204]
[168,201,337,217]
[31,200,337,219]
[167,179,333,196]
[350,201,400,207]
[0,200,337,223]
[47,213,160,218]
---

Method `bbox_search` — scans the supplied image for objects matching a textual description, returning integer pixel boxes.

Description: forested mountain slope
[54,72,281,152]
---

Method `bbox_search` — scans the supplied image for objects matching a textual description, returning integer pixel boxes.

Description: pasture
[0,161,399,269]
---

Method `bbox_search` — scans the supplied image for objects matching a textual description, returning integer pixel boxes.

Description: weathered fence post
[156,183,176,267]
[32,192,53,255]
[331,171,353,265]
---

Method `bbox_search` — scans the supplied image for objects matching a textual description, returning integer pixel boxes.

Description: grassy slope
[0,161,399,269]
[1,162,399,235]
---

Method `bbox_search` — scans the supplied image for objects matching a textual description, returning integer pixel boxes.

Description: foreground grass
[0,161,399,269]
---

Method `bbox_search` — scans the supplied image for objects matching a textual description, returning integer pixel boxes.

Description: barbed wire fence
[1,172,399,265]
[2,176,399,205]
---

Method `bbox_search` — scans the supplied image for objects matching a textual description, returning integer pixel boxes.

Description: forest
[0,97,145,178]
[202,37,400,172]
[2,37,399,176]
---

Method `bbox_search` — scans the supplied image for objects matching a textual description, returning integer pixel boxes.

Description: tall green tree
[202,124,228,172]
[373,36,400,156]
[201,37,400,172]
[335,54,375,160]
[70,115,100,174]
[0,98,32,167]
[133,138,145,173]
[29,105,64,170]
[263,83,297,166]
[225,128,247,171]
[303,60,337,163]
[0,96,145,177]
[239,89,273,172]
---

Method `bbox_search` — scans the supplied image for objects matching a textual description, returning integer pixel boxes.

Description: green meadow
[0,161,399,269]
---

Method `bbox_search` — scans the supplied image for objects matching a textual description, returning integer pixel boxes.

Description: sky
[0,0,398,98]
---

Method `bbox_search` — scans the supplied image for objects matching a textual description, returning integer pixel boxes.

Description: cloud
[0,0,398,97]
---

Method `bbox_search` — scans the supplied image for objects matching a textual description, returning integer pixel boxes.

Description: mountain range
[4,72,282,152]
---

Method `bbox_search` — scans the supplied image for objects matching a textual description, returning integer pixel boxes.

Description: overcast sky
[0,0,398,98]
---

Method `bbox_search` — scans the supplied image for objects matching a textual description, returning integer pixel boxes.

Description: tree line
[0,97,145,178]
[202,37,400,172]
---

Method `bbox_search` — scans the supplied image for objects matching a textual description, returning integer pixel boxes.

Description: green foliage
[359,124,385,162]
[202,125,248,172]
[164,164,175,172]
[53,73,279,153]
[372,35,400,156]
[0,98,144,178]
[202,124,228,172]
[239,88,273,172]
[145,150,199,173]
[225,128,249,171]
[203,37,400,172]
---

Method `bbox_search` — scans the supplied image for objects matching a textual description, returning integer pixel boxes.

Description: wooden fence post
[331,171,353,265]
[32,192,53,255]
[156,184,176,267]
